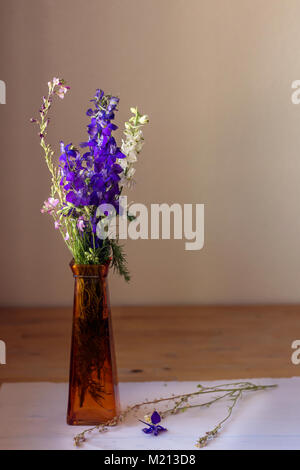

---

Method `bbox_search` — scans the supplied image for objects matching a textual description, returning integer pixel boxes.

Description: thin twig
[73,381,277,448]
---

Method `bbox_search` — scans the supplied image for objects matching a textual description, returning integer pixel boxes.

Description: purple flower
[59,90,125,219]
[56,88,130,247]
[140,411,167,436]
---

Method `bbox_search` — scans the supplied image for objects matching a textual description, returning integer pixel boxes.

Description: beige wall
[1,0,300,306]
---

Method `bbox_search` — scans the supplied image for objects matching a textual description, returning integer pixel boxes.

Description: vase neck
[70,260,109,279]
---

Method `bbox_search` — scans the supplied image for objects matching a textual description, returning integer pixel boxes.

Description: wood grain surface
[0,305,299,383]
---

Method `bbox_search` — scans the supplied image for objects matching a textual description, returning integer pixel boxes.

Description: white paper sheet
[0,378,299,450]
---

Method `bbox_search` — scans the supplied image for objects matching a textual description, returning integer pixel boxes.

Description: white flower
[118,158,128,170]
[135,140,144,152]
[127,167,136,179]
[139,114,149,124]
[121,141,134,155]
[133,130,143,141]
[118,106,149,190]
[127,150,138,163]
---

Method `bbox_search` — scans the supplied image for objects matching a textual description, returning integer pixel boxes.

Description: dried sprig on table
[74,381,276,448]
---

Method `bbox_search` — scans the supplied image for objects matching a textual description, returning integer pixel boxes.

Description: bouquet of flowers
[31,78,149,278]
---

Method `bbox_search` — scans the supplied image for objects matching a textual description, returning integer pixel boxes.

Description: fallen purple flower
[140,411,167,436]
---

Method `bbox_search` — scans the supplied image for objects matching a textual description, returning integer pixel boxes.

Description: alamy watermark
[0,340,6,364]
[0,80,6,104]
[291,340,300,365]
[96,197,204,251]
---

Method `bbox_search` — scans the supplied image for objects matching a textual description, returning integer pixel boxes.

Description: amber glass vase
[67,260,119,425]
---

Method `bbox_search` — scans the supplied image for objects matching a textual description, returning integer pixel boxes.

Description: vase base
[67,407,118,426]
[67,417,113,426]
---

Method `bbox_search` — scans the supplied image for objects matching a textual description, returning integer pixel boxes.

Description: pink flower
[41,197,59,214]
[77,216,85,232]
[56,86,69,99]
[64,232,69,241]
[54,221,61,230]
[48,78,60,92]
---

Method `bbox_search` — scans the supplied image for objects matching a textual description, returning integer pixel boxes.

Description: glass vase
[67,260,119,425]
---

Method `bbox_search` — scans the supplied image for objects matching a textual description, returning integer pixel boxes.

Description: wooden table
[0,305,299,383]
